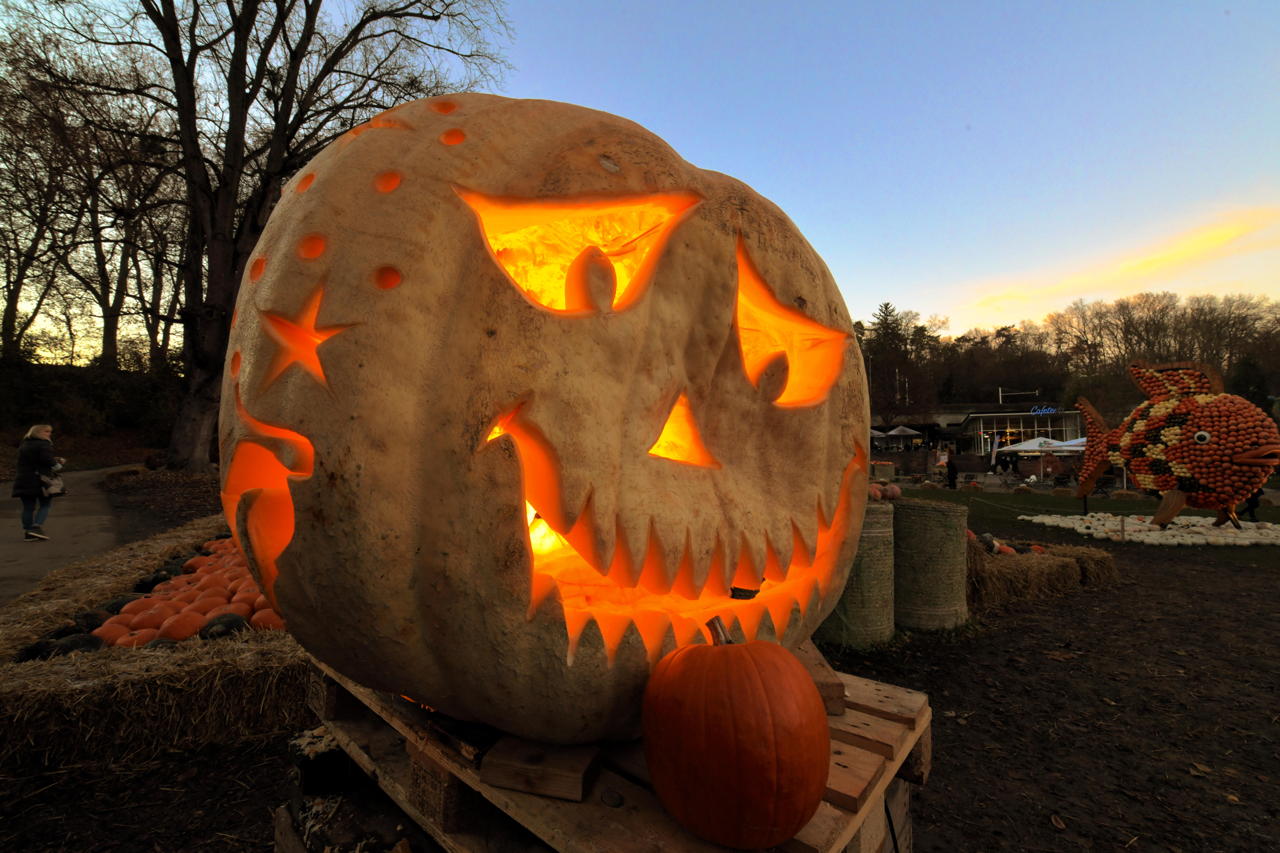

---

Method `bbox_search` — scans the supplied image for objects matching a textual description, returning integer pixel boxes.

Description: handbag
[40,473,66,498]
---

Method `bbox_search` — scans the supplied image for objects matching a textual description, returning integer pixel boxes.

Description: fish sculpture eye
[1193,431,1212,444]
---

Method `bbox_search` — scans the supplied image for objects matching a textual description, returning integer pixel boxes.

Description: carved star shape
[261,286,353,389]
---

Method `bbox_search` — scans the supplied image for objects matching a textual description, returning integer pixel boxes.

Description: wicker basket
[892,498,969,630]
[815,502,894,648]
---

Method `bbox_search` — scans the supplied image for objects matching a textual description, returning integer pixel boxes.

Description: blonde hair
[23,424,52,439]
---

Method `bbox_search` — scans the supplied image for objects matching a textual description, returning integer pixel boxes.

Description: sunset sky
[500,1,1279,335]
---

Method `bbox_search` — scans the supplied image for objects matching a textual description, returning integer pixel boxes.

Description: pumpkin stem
[706,615,733,646]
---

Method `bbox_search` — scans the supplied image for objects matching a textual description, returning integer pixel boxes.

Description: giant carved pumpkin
[219,94,870,743]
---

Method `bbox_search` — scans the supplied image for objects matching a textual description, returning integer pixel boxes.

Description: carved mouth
[1232,444,1280,467]
[486,406,864,666]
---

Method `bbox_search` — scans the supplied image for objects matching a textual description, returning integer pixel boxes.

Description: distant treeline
[860,293,1279,424]
[0,362,181,447]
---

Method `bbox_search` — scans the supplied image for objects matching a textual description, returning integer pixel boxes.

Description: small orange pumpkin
[642,617,829,849]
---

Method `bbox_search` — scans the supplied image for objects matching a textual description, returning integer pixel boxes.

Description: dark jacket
[11,437,57,498]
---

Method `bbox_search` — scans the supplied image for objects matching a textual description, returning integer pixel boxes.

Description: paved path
[0,467,128,607]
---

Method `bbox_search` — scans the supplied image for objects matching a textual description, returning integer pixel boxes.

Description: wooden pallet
[302,655,929,853]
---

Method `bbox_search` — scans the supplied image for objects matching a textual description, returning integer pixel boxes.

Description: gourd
[642,617,830,848]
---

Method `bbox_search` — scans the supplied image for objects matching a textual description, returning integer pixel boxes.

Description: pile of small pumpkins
[91,537,284,648]
[967,528,1046,556]
[867,481,902,501]
[14,536,283,661]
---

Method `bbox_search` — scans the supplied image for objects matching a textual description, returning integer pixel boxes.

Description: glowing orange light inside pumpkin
[455,188,701,313]
[647,393,720,468]
[735,239,848,407]
[221,384,316,609]
[486,404,867,666]
[260,286,355,389]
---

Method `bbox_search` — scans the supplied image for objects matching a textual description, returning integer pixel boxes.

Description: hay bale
[0,632,310,772]
[1045,545,1119,586]
[970,554,1080,609]
[1052,487,1074,497]
[1109,489,1151,501]
[0,515,313,772]
[919,481,941,490]
[892,498,969,630]
[816,503,894,648]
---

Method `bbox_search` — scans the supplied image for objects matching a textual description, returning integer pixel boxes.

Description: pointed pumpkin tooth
[615,512,650,583]
[792,511,818,566]
[739,530,766,588]
[561,605,591,667]
[589,609,632,666]
[793,514,814,568]
[670,534,700,600]
[605,518,640,588]
[638,523,675,595]
[763,533,789,582]
[765,516,792,573]
[687,523,720,594]
[631,611,672,666]
[732,533,764,590]
[733,599,768,642]
[761,588,795,642]
[699,539,731,599]
[563,494,601,571]
[588,496,618,572]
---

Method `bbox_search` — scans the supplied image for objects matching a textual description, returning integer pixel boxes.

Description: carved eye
[734,240,848,407]
[1193,430,1211,444]
[455,187,700,314]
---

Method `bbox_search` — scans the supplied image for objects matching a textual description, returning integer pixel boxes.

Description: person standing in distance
[12,424,65,541]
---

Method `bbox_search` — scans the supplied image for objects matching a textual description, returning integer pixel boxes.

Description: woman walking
[12,424,64,542]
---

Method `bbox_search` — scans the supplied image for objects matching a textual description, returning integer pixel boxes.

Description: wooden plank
[314,660,725,853]
[793,641,848,715]
[825,743,884,813]
[311,656,930,853]
[323,714,480,853]
[839,673,928,729]
[830,708,910,760]
[896,725,931,786]
[785,801,850,853]
[882,778,912,853]
[306,662,363,721]
[480,737,599,802]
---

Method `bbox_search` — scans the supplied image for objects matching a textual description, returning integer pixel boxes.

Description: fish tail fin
[1073,397,1111,499]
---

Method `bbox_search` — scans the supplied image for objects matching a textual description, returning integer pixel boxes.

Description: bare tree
[0,46,86,364]
[20,0,508,468]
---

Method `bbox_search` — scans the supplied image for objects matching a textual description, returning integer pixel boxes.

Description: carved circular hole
[249,257,266,281]
[297,234,327,260]
[375,266,402,290]
[431,100,457,114]
[296,173,316,193]
[439,128,466,146]
[230,351,242,377]
[374,171,402,193]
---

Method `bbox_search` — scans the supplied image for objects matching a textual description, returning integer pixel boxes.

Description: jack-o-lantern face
[219,94,869,743]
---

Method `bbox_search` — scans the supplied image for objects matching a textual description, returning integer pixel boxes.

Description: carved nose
[647,393,720,468]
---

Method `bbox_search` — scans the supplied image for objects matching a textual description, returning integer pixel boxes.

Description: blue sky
[496,1,1279,334]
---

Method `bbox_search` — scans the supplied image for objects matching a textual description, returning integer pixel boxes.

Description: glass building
[957,406,1082,456]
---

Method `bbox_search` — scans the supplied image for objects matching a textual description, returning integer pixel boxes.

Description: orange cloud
[943,208,1280,334]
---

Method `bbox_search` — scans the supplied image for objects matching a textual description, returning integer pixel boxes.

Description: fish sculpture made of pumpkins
[1075,362,1280,528]
[219,94,870,743]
